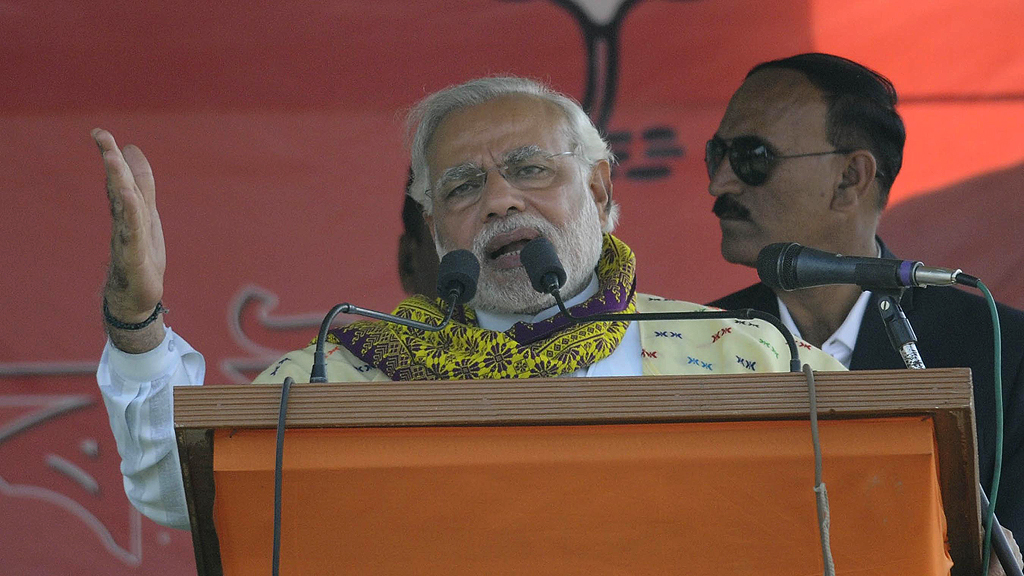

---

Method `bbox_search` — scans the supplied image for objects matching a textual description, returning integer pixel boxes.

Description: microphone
[757,242,966,291]
[436,249,480,304]
[520,238,803,372]
[520,237,567,294]
[309,249,480,382]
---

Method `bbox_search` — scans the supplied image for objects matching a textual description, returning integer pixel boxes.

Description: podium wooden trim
[174,368,979,575]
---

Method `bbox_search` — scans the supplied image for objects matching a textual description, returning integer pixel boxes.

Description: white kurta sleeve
[96,326,205,530]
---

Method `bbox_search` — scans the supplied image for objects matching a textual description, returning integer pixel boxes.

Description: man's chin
[720,237,760,269]
[471,272,552,315]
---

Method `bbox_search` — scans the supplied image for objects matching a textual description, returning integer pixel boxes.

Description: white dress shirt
[776,289,872,369]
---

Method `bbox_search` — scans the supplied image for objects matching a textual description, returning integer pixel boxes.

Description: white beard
[434,192,604,315]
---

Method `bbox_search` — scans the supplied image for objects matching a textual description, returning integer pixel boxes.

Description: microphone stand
[309,290,461,383]
[874,288,926,370]
[874,288,1020,575]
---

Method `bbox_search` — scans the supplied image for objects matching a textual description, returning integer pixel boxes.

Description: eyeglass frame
[425,146,580,211]
[705,135,859,187]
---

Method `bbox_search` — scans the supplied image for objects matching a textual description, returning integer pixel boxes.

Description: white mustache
[471,214,559,260]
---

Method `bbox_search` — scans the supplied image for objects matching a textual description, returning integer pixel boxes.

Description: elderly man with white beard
[93,76,843,530]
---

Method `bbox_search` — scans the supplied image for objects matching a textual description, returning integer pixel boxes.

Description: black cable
[272,376,294,576]
[549,289,803,372]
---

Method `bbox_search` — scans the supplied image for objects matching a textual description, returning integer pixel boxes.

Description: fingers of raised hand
[122,144,155,205]
[93,129,149,228]
[93,130,134,205]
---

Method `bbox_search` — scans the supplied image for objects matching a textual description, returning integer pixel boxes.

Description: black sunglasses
[705,135,855,186]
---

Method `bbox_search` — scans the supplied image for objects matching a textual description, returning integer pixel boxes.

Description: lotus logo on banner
[503,0,690,181]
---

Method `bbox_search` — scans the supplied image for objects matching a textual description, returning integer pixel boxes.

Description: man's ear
[588,160,613,229]
[423,211,434,237]
[831,150,878,211]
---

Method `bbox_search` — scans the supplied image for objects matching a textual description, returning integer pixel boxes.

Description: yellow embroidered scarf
[324,234,637,380]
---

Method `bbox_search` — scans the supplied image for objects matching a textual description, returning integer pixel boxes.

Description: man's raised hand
[93,129,167,352]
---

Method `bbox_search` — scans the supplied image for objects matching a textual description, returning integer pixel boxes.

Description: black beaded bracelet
[103,299,169,330]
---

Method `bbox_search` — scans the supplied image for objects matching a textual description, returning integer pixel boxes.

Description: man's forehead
[427,95,569,168]
[717,69,828,147]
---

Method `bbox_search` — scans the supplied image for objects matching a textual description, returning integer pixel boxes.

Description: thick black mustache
[712,195,751,220]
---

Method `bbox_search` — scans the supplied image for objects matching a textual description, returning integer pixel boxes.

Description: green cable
[978,280,1003,575]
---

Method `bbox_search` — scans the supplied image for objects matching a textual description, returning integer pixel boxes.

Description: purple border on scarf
[507,276,636,345]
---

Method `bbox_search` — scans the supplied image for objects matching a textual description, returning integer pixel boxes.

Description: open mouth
[483,229,540,267]
[489,239,531,260]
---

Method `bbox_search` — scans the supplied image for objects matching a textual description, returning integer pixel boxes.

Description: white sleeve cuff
[105,326,201,385]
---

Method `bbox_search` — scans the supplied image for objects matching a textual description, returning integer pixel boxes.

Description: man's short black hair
[402,167,429,242]
[402,194,428,240]
[748,53,906,208]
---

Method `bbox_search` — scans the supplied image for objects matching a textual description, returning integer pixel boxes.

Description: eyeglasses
[705,135,855,186]
[427,147,577,212]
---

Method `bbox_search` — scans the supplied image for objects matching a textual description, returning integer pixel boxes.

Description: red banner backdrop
[2,1,1022,573]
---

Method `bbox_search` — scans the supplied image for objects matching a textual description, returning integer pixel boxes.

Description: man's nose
[708,156,742,198]
[481,171,527,220]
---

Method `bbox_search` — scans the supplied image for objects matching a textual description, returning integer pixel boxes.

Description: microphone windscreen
[520,237,566,293]
[757,242,802,290]
[436,249,480,304]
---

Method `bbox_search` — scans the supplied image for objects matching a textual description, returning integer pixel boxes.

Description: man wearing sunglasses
[706,53,1024,542]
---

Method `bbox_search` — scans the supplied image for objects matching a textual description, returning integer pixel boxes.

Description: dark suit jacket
[710,242,1024,536]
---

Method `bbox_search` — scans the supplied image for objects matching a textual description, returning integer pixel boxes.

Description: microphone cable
[272,376,294,576]
[804,364,836,576]
[759,241,1013,573]
[958,276,1006,576]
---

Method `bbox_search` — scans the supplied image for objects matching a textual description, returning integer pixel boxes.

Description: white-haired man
[95,76,843,530]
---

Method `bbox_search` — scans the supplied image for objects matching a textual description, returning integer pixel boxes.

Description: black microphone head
[436,249,480,304]
[520,237,566,294]
[757,242,803,290]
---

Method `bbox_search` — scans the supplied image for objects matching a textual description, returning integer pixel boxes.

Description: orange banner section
[214,418,951,575]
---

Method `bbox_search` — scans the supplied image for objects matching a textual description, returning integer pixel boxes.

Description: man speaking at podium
[93,76,842,530]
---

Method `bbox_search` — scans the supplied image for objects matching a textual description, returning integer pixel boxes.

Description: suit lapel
[749,284,781,317]
[850,293,907,370]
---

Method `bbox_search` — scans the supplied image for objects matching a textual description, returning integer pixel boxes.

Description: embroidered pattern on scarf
[321,234,637,380]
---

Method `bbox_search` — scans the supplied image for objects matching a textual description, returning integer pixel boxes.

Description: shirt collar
[777,289,872,369]
[474,273,599,333]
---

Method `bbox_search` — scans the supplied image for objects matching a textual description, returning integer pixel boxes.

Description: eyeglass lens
[705,136,774,186]
[436,150,570,210]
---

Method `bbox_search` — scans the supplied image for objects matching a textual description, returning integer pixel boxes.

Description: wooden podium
[174,368,980,575]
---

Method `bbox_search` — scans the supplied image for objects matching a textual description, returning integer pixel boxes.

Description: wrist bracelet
[103,299,169,330]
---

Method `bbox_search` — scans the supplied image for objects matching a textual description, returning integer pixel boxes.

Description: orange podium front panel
[212,418,950,576]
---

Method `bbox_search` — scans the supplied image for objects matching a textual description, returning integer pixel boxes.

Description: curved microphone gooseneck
[520,237,803,372]
[308,249,480,383]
